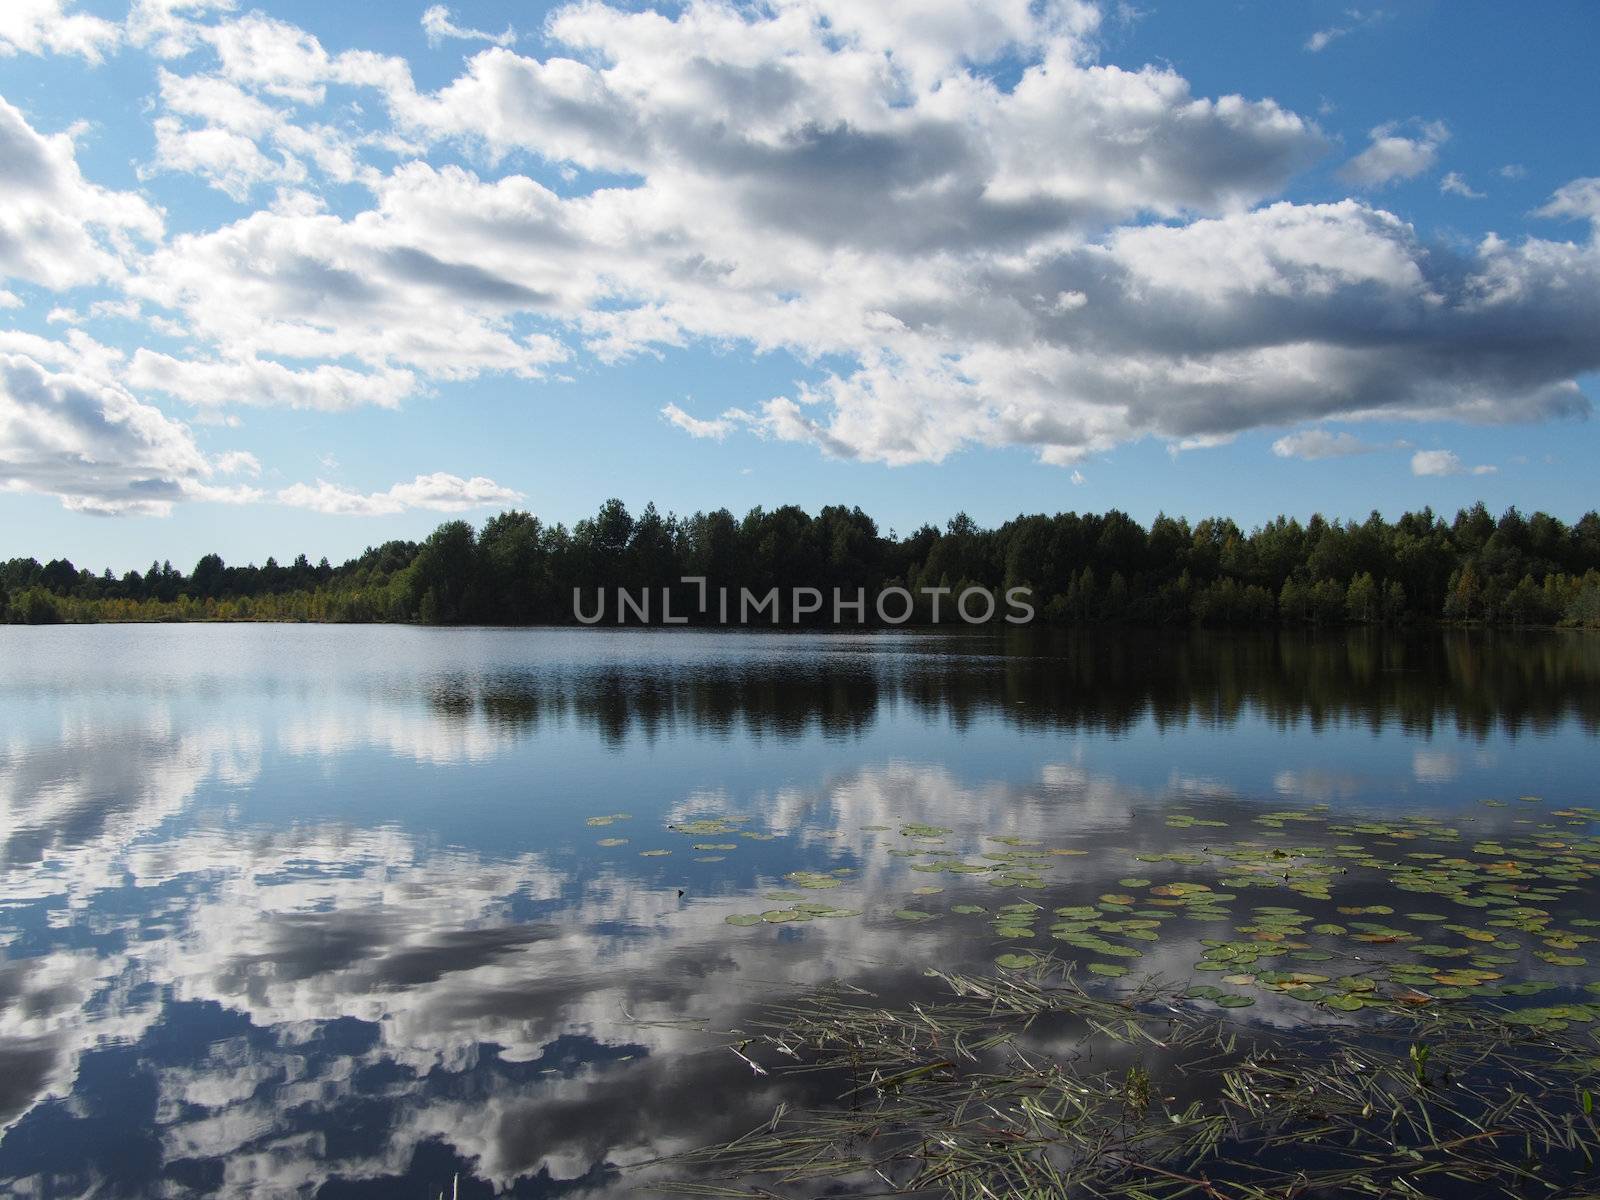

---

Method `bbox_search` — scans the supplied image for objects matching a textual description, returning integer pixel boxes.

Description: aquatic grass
[662,961,1600,1198]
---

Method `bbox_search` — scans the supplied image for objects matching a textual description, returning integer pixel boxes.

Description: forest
[3,500,1599,628]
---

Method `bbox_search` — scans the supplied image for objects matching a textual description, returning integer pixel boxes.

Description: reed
[662,961,1600,1198]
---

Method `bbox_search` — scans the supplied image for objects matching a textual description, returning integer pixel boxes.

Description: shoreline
[3,617,1594,632]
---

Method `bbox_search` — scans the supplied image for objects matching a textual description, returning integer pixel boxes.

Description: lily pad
[995,953,1040,970]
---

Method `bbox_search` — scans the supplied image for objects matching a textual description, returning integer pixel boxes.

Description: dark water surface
[1,625,1597,1197]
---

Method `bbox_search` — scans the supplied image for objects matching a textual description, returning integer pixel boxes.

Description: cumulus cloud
[129,184,571,381]
[1536,177,1600,224]
[106,3,1599,471]
[141,66,389,200]
[125,0,239,59]
[398,8,1324,231]
[0,350,249,515]
[0,96,164,290]
[420,5,514,49]
[148,114,300,200]
[1439,171,1483,199]
[1339,119,1448,188]
[277,472,523,516]
[1411,448,1497,477]
[0,0,120,63]
[0,0,1596,490]
[1271,429,1378,460]
[212,449,260,475]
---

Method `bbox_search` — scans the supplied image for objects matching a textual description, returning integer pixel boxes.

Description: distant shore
[3,614,1594,632]
[7,499,1599,630]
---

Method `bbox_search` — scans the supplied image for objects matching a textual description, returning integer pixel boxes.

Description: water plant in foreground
[662,961,1600,1198]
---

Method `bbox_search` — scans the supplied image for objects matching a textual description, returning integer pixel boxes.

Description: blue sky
[0,0,1596,572]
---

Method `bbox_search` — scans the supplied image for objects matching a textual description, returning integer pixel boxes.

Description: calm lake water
[1,625,1598,1197]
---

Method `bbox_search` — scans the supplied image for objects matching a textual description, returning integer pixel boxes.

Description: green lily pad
[995,953,1040,970]
[784,871,842,890]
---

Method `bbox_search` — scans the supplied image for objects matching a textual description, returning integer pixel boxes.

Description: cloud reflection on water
[1,626,1597,1195]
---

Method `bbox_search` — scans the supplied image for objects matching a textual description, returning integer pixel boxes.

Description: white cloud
[142,67,383,199]
[128,350,417,411]
[1535,177,1600,224]
[1338,119,1448,188]
[1304,9,1386,53]
[277,472,523,516]
[421,6,515,49]
[1411,448,1497,477]
[0,96,164,290]
[0,326,126,378]
[112,5,1595,470]
[129,183,571,381]
[1271,429,1377,460]
[398,11,1325,226]
[661,402,734,440]
[1439,171,1483,199]
[0,0,120,63]
[148,114,303,200]
[1498,163,1527,180]
[0,2,1596,483]
[213,449,260,476]
[125,0,238,58]
[88,298,142,321]
[0,350,250,515]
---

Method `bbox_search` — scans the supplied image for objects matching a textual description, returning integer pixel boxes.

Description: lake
[2,625,1598,1197]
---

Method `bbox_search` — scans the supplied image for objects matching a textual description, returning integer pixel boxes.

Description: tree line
[4,500,1599,628]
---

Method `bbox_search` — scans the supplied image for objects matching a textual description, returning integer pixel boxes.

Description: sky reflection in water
[0,626,1597,1197]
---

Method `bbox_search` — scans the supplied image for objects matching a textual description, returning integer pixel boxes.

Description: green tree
[1345,572,1378,623]
[8,587,62,624]
[409,521,479,623]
